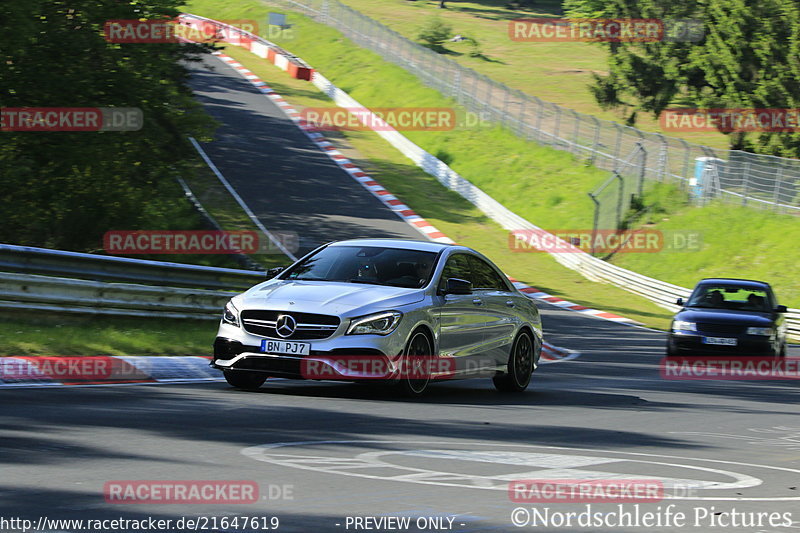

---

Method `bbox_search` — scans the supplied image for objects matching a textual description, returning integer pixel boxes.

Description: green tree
[416,16,453,52]
[568,0,800,156]
[0,0,215,250]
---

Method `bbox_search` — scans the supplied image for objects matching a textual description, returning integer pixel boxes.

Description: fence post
[553,104,562,146]
[637,142,647,199]
[613,123,623,164]
[615,171,624,229]
[501,87,510,127]
[534,97,544,143]
[773,163,784,212]
[572,111,580,155]
[590,117,601,165]
[515,92,526,138]
[741,158,751,206]
[589,193,600,255]
[679,139,691,190]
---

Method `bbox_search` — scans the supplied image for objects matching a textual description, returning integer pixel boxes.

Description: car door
[434,253,493,375]
[466,255,520,366]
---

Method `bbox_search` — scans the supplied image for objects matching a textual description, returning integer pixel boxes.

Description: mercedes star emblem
[275,314,297,338]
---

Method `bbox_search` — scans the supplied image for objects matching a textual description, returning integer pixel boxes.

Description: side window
[467,255,509,291]
[439,254,473,291]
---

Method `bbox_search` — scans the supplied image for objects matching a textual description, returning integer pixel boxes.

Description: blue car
[667,278,788,357]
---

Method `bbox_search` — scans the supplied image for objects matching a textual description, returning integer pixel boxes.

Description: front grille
[240,310,340,340]
[698,323,744,335]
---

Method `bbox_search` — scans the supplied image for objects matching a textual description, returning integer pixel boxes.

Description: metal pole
[615,171,624,229]
[589,193,600,255]
[638,142,647,199]
[590,117,601,165]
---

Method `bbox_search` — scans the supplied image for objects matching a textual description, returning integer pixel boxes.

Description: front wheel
[398,330,433,397]
[224,370,268,390]
[776,341,787,359]
[493,330,536,392]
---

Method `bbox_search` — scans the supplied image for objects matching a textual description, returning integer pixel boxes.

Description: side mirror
[775,305,787,313]
[267,266,285,279]
[445,278,472,295]
[676,297,684,306]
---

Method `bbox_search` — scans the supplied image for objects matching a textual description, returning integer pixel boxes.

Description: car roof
[327,238,456,253]
[696,278,772,289]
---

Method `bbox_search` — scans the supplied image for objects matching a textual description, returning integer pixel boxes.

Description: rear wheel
[398,330,433,397]
[493,330,535,392]
[224,370,267,390]
[777,341,787,358]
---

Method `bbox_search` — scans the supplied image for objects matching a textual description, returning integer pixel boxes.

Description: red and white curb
[508,278,639,324]
[0,347,570,389]
[0,356,221,388]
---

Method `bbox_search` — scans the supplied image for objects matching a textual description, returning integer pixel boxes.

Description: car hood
[676,307,774,326]
[237,280,426,316]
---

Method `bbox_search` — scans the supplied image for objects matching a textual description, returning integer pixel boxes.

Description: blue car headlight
[746,327,774,336]
[346,311,402,336]
[673,320,696,332]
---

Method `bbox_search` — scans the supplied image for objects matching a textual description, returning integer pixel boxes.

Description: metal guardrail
[0,272,231,320]
[0,244,265,291]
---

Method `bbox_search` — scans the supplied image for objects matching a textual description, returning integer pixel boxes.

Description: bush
[416,17,453,51]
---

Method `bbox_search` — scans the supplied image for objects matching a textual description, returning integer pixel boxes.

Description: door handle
[472,298,483,305]
[506,300,515,308]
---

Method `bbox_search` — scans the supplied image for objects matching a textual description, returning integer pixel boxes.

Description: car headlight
[673,320,696,332]
[746,327,774,336]
[346,311,402,336]
[222,301,240,327]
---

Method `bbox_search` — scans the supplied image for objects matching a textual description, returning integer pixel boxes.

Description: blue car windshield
[687,285,772,311]
[284,246,438,288]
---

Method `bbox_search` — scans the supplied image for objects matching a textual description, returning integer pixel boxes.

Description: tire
[398,330,433,397]
[493,330,535,393]
[224,370,267,390]
[666,338,677,357]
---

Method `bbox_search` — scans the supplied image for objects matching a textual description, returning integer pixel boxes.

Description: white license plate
[702,337,738,346]
[260,339,310,356]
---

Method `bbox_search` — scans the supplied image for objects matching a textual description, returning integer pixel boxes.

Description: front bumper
[213,336,400,380]
[669,332,775,355]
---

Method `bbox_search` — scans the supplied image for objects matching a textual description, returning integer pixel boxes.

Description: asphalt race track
[185,54,423,256]
[2,54,799,533]
[1,319,798,532]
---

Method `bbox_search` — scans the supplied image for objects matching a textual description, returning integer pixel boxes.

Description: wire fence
[270,0,800,214]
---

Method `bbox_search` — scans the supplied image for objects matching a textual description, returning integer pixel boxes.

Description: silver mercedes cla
[212,239,543,396]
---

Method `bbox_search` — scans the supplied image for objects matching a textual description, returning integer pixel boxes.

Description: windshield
[283,246,437,288]
[686,284,773,311]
